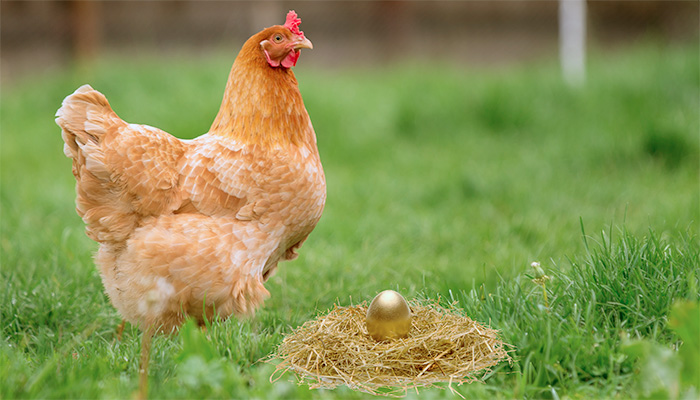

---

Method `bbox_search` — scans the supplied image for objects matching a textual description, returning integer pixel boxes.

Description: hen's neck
[209,56,315,149]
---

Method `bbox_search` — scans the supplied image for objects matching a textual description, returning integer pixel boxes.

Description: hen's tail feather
[57,85,120,161]
[57,85,186,243]
[57,85,135,243]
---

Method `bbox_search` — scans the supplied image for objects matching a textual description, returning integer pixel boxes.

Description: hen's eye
[273,34,284,43]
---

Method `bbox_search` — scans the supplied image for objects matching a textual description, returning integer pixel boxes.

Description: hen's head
[256,11,313,69]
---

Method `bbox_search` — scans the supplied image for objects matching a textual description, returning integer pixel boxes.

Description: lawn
[1,41,698,398]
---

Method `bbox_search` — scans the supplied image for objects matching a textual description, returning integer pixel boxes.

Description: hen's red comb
[284,10,304,38]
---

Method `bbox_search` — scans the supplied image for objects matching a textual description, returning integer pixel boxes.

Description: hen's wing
[176,137,273,221]
[57,85,187,242]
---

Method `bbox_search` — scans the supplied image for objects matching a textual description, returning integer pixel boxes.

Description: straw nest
[269,300,512,397]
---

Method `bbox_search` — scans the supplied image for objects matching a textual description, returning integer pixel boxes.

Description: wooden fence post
[559,0,586,86]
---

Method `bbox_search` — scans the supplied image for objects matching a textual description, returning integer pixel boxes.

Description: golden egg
[365,290,412,341]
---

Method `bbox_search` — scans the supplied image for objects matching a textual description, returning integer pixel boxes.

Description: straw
[268,299,512,397]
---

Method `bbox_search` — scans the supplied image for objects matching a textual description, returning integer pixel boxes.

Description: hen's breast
[261,143,326,240]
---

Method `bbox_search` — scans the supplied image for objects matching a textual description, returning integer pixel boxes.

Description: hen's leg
[137,324,155,400]
[115,319,126,342]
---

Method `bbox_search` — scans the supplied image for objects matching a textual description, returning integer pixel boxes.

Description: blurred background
[2,0,698,84]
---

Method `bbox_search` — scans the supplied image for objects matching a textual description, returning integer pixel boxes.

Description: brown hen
[57,11,325,334]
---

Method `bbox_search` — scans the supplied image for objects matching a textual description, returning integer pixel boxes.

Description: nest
[269,300,512,397]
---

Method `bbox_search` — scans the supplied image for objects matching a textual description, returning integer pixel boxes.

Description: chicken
[56,11,325,334]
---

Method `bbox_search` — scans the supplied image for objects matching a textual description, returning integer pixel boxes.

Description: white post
[559,0,587,86]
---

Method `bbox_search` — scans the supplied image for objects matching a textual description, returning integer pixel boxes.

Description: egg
[365,290,412,341]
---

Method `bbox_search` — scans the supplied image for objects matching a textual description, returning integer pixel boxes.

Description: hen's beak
[294,37,313,50]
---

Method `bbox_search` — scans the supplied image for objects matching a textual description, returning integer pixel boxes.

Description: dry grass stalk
[269,300,512,397]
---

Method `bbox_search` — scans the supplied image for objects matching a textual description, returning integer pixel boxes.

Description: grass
[1,41,699,398]
[453,224,698,398]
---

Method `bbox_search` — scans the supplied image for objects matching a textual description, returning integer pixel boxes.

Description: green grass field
[1,41,698,398]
